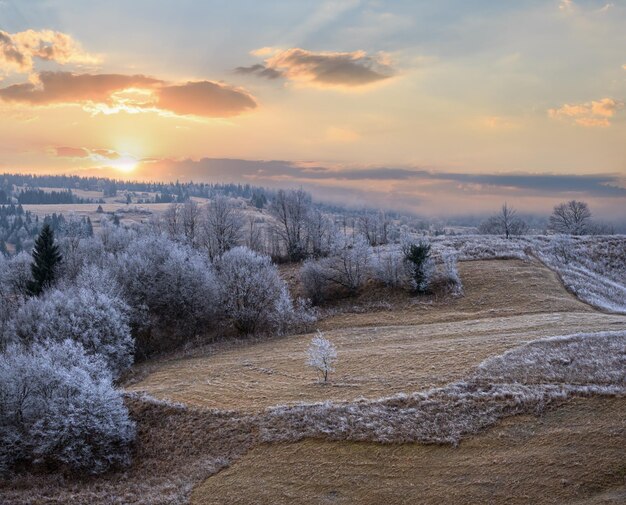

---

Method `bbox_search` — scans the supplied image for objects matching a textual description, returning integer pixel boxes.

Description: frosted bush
[271,286,317,336]
[300,259,329,305]
[430,251,463,296]
[216,246,310,335]
[9,287,133,377]
[372,249,410,288]
[114,235,218,355]
[299,234,371,302]
[0,340,135,475]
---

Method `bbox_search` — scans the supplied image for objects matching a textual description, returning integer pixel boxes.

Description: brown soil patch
[191,396,626,505]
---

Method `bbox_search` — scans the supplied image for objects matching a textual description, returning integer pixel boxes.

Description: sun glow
[111,155,138,173]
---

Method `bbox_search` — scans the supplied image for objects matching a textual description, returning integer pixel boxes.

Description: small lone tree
[402,240,433,293]
[479,202,528,238]
[306,331,337,383]
[27,224,62,296]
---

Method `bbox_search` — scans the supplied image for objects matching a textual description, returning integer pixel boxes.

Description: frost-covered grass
[429,234,626,314]
[3,329,623,503]
[259,329,625,446]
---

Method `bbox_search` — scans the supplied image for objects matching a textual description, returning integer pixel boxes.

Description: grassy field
[127,259,625,411]
[192,396,626,505]
[2,258,624,504]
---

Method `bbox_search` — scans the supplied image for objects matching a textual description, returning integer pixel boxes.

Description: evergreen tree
[28,224,62,296]
[402,241,433,294]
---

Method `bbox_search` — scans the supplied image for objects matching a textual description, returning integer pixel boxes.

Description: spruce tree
[28,224,62,296]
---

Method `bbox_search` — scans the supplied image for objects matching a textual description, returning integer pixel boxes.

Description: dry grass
[192,396,626,505]
[127,260,625,412]
[0,396,259,505]
[3,258,625,504]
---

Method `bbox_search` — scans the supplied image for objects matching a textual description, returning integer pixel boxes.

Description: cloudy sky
[1,0,625,217]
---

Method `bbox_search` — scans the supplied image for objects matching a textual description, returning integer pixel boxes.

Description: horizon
[1,1,625,219]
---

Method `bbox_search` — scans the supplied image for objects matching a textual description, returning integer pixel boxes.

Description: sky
[0,0,625,218]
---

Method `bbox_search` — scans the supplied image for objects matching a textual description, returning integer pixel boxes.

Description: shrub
[0,340,135,475]
[299,234,371,303]
[430,252,463,297]
[216,246,301,335]
[114,235,218,356]
[300,259,330,305]
[372,249,410,288]
[9,287,133,377]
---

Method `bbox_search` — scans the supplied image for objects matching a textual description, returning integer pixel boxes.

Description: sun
[112,155,138,174]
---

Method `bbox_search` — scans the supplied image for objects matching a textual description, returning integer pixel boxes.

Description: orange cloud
[548,98,624,127]
[0,29,99,75]
[92,148,121,160]
[156,81,256,117]
[239,47,394,89]
[0,71,256,118]
[0,71,161,104]
[54,146,89,158]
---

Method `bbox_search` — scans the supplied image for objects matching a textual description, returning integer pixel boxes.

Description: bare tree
[301,233,371,301]
[269,189,311,261]
[358,211,390,246]
[244,214,263,252]
[306,209,335,258]
[163,203,180,239]
[201,196,243,259]
[181,199,201,246]
[479,203,528,238]
[549,200,592,235]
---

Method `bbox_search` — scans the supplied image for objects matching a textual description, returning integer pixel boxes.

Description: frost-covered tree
[305,209,335,258]
[300,259,329,305]
[114,235,218,355]
[181,199,201,245]
[479,203,528,238]
[28,224,62,296]
[372,249,410,288]
[306,331,337,383]
[9,287,133,376]
[358,211,390,246]
[0,340,135,475]
[200,196,243,259]
[216,246,300,335]
[549,200,592,235]
[0,253,32,343]
[270,189,312,261]
[300,233,371,302]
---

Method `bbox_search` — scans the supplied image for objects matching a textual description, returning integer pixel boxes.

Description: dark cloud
[0,71,257,118]
[134,157,626,199]
[234,64,283,80]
